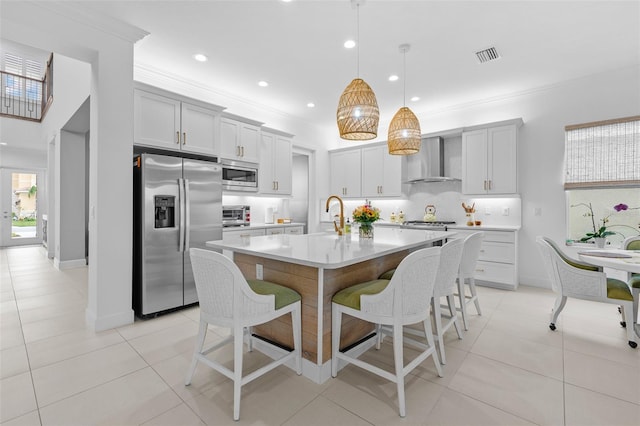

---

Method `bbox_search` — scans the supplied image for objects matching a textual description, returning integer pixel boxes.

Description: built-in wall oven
[222,160,258,192]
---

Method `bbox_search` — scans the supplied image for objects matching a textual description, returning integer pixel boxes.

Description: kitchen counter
[208,228,453,269]
[206,227,452,383]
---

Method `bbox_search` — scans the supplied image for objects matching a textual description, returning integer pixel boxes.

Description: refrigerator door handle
[184,178,191,251]
[178,178,185,253]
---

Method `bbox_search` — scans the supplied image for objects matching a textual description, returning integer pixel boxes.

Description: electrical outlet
[484,207,491,215]
[502,207,510,216]
[256,264,263,280]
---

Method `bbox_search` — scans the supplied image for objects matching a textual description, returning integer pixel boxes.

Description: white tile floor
[1,246,639,425]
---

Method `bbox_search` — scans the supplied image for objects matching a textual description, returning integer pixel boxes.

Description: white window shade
[564,116,640,189]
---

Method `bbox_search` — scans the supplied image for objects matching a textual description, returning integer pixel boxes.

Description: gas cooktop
[403,220,456,226]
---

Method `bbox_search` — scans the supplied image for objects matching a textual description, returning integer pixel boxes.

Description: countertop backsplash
[321,183,522,228]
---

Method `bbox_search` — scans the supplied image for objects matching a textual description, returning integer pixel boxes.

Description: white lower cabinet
[284,226,304,235]
[266,226,304,235]
[452,228,519,290]
[222,228,265,243]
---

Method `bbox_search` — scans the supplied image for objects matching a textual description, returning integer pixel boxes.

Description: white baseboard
[86,308,134,332]
[54,258,86,270]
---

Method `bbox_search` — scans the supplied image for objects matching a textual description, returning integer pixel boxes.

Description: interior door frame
[1,167,45,247]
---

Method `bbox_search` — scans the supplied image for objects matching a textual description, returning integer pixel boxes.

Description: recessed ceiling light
[281,0,292,3]
[193,53,207,62]
[258,81,269,87]
[0,142,7,146]
[410,96,420,102]
[307,102,315,108]
[388,75,399,82]
[344,40,356,49]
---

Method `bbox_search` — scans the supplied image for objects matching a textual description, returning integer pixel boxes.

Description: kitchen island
[206,227,453,383]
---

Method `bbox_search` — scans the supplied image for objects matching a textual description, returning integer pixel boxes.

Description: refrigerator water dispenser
[154,196,175,228]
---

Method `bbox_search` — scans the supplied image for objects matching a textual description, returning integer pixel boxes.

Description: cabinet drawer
[479,241,515,263]
[474,261,516,285]
[285,226,304,235]
[265,228,285,235]
[223,228,265,243]
[482,230,515,243]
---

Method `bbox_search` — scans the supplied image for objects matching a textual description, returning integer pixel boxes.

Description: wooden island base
[234,250,411,382]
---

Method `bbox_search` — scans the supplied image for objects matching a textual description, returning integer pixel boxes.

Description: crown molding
[134,62,304,123]
[27,1,149,44]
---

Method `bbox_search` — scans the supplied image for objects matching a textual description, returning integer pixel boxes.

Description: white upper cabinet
[361,145,402,197]
[220,116,261,163]
[462,123,518,195]
[134,86,222,155]
[260,129,293,195]
[330,150,361,197]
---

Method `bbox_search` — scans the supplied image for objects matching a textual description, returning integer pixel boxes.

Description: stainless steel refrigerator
[133,153,222,318]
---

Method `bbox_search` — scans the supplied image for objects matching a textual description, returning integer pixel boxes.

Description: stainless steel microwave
[221,160,258,192]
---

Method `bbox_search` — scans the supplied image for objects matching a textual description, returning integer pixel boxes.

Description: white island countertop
[206,227,454,269]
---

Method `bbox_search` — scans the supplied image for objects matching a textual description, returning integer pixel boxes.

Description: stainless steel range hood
[405,137,460,183]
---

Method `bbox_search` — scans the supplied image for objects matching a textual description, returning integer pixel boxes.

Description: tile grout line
[4,247,45,426]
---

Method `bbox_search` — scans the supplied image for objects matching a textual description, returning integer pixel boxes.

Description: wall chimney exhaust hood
[405,136,460,183]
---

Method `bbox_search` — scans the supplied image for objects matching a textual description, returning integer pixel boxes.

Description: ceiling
[25,1,640,135]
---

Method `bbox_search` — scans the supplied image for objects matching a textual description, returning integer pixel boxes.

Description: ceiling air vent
[475,47,500,63]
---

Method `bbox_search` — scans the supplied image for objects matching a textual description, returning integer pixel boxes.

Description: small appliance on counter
[423,205,437,222]
[265,207,274,224]
[223,205,251,227]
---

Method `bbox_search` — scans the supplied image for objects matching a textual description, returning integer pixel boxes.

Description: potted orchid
[572,202,640,247]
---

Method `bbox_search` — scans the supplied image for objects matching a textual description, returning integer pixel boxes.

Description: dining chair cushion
[626,240,640,250]
[606,278,634,301]
[332,279,390,310]
[247,279,301,310]
[378,269,396,280]
[629,274,640,288]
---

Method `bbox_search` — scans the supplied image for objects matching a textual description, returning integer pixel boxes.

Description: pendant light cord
[356,2,360,78]
[403,48,407,107]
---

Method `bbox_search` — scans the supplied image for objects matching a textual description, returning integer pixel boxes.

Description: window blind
[564,116,640,189]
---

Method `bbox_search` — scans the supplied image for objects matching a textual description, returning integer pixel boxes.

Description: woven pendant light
[388,44,421,155]
[337,0,379,140]
[337,78,379,140]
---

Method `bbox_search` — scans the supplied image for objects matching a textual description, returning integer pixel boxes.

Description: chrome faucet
[325,195,344,236]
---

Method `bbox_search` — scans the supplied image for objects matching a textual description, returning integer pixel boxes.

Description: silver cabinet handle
[176,131,180,144]
[183,132,186,145]
[241,146,244,157]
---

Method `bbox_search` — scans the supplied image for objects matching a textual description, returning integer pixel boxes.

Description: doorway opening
[1,168,43,247]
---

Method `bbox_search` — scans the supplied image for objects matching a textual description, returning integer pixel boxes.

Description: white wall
[56,130,86,266]
[2,1,145,331]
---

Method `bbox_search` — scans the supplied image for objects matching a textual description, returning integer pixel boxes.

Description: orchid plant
[572,202,640,242]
